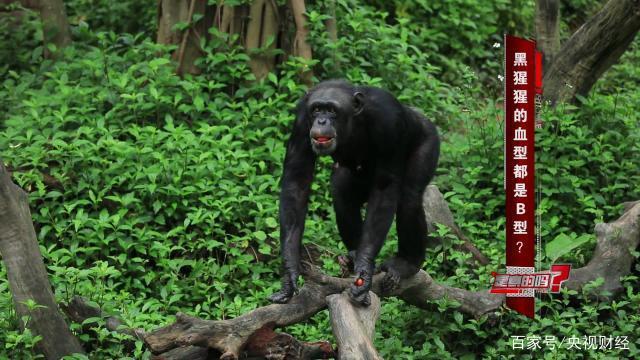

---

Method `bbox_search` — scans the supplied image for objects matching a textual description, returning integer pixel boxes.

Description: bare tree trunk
[158,0,321,82]
[245,0,280,81]
[324,0,337,43]
[542,0,640,104]
[13,0,71,58]
[323,0,340,73]
[157,0,209,75]
[327,292,382,360]
[216,4,231,33]
[0,160,85,359]
[38,0,70,58]
[289,0,313,85]
[535,0,560,68]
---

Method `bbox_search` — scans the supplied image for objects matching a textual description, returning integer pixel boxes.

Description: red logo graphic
[490,264,572,294]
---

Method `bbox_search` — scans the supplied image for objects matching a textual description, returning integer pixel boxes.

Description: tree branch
[423,185,490,266]
[565,201,640,297]
[142,262,504,359]
[543,0,640,104]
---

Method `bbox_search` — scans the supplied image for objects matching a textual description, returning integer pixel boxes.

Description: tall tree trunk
[213,3,248,42]
[0,161,85,359]
[245,0,279,81]
[542,0,640,104]
[12,0,71,58]
[38,0,70,57]
[289,0,313,85]
[158,0,319,83]
[324,0,340,73]
[157,0,208,75]
[535,0,560,68]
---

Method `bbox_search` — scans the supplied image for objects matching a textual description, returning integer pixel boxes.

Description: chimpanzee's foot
[379,257,420,295]
[337,250,357,277]
[348,289,371,306]
[349,262,374,307]
[268,290,293,304]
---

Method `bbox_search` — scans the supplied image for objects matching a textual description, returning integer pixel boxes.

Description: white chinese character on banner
[514,108,527,122]
[514,127,528,141]
[514,71,528,85]
[514,183,527,197]
[514,146,527,160]
[513,90,528,104]
[514,164,528,179]
[514,52,527,66]
[514,221,527,234]
[534,274,549,287]
[521,275,535,286]
[508,275,522,287]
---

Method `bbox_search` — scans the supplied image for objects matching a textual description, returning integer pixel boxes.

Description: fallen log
[143,263,505,359]
[565,200,640,297]
[142,200,640,359]
[423,185,490,266]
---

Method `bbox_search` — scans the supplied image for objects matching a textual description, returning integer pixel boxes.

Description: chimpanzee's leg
[331,164,367,274]
[381,129,439,293]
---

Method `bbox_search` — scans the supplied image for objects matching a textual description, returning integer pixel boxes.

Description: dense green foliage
[0,0,638,359]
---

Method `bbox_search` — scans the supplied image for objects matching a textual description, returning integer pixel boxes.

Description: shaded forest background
[0,0,639,358]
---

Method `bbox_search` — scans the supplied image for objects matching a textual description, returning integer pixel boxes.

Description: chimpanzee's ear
[353,92,364,116]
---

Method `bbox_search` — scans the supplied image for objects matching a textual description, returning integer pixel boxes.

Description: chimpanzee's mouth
[312,136,334,145]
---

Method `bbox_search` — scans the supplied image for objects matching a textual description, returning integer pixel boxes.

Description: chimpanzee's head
[306,83,364,156]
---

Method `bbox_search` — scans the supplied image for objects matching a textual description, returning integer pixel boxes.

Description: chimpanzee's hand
[349,262,374,306]
[268,267,299,304]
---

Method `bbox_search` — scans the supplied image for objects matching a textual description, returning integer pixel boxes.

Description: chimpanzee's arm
[268,108,316,303]
[350,158,400,305]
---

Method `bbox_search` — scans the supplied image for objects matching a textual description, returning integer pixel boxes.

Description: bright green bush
[361,0,535,92]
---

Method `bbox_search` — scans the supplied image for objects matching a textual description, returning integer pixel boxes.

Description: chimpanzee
[268,79,440,306]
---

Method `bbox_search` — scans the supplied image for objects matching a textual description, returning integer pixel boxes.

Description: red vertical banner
[504,35,537,318]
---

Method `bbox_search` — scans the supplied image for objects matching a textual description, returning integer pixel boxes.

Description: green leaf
[545,233,593,263]
[194,96,204,111]
[265,217,277,228]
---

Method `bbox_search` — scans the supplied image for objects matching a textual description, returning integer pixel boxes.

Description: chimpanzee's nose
[317,118,327,125]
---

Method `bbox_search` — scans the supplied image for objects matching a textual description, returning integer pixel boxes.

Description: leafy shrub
[65,0,155,36]
[360,0,535,92]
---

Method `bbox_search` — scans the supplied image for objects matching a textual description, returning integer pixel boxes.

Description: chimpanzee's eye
[328,108,336,115]
[312,107,320,114]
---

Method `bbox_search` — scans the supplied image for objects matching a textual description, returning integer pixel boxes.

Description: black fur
[268,80,440,305]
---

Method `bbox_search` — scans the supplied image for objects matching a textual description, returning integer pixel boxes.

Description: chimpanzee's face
[307,88,356,156]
